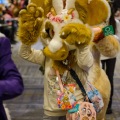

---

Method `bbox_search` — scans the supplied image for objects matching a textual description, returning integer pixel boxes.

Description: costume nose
[43,43,69,61]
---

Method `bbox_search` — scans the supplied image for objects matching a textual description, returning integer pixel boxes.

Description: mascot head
[29,0,110,61]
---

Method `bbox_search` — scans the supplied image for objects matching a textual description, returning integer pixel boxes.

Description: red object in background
[92,27,104,43]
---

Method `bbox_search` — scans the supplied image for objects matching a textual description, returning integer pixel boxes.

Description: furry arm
[60,23,93,72]
[95,35,120,57]
[19,44,45,66]
[60,23,92,45]
[76,45,94,72]
[17,3,44,45]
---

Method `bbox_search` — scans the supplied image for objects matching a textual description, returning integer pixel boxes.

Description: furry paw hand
[60,23,92,46]
[18,3,44,45]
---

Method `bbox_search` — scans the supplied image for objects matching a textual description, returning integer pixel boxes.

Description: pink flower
[71,12,75,19]
[47,11,75,23]
[55,17,62,23]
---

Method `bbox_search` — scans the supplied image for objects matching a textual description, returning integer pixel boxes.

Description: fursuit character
[17,0,119,120]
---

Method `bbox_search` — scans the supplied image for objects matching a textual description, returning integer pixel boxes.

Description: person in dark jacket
[0,32,24,120]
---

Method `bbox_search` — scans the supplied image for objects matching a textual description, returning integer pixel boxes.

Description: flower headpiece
[47,9,75,23]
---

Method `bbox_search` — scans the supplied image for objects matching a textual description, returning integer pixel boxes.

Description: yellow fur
[52,61,68,74]
[44,0,53,16]
[29,0,44,8]
[31,0,110,24]
[87,0,110,25]
[75,1,88,23]
[17,3,44,45]
[29,0,54,17]
[96,35,120,57]
[60,23,92,45]
[89,45,111,120]
[18,1,114,119]
[75,0,110,25]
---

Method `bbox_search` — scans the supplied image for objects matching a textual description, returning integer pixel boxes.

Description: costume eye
[45,22,54,39]
[87,109,92,116]
[45,29,54,39]
[81,107,86,115]
[49,29,54,38]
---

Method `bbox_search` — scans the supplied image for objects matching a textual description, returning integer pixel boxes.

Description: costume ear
[87,0,111,25]
[75,0,110,26]
[44,0,63,16]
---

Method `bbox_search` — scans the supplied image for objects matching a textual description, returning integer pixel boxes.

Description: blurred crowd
[0,0,28,19]
[113,0,120,20]
[0,0,28,44]
[115,8,120,20]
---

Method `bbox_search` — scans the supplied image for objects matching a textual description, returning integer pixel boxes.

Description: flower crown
[46,10,75,23]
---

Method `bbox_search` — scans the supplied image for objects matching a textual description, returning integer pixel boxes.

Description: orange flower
[57,100,61,104]
[61,104,66,110]
[68,105,72,109]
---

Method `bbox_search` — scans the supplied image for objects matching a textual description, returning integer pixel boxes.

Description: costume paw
[60,23,92,46]
[18,3,44,45]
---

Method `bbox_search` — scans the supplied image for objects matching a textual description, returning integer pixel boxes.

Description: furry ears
[75,0,111,26]
[29,0,110,26]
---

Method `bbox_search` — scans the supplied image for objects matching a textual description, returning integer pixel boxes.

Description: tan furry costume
[18,0,120,120]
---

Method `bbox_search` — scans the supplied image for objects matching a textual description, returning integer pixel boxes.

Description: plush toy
[18,0,120,120]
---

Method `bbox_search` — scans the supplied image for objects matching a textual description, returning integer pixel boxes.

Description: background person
[101,2,120,114]
[0,32,24,120]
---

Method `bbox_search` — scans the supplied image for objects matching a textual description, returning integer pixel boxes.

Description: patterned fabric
[86,81,104,113]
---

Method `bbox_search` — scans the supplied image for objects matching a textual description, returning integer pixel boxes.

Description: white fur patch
[47,19,63,53]
[66,0,76,9]
[48,39,63,53]
[52,0,63,14]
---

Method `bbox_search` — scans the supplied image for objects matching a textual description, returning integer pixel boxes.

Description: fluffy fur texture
[86,0,111,25]
[75,0,111,25]
[18,0,120,119]
[17,3,44,45]
[96,35,120,57]
[89,44,111,120]
[59,23,92,45]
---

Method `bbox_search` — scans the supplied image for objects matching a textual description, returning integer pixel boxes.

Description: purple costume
[0,36,24,120]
